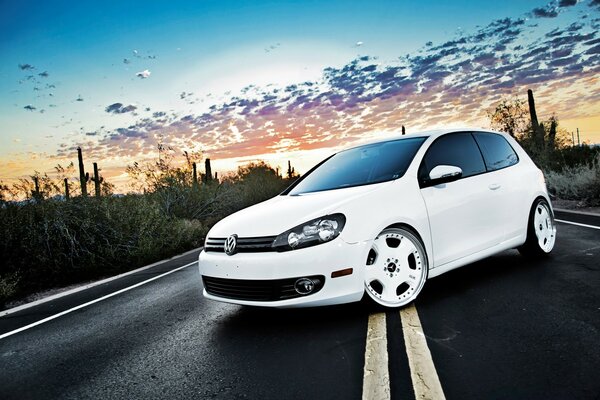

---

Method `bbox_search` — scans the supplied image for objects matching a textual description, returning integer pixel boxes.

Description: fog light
[294,278,315,295]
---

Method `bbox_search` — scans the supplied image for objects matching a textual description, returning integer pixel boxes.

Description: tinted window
[473,132,518,171]
[289,137,426,194]
[418,132,486,182]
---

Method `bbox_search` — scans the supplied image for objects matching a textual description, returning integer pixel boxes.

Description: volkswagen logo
[224,234,238,256]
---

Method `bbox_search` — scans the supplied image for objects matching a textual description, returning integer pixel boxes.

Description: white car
[198,128,556,308]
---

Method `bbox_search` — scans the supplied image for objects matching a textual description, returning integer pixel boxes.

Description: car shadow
[207,298,373,399]
[418,249,549,304]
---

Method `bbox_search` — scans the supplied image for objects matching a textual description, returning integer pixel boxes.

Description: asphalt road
[0,211,598,399]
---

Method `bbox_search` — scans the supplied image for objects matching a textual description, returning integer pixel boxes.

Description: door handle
[489,183,501,190]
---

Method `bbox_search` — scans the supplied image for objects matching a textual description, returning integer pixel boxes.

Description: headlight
[272,214,346,252]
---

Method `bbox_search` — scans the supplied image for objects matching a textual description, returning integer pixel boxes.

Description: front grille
[202,275,325,301]
[204,236,277,253]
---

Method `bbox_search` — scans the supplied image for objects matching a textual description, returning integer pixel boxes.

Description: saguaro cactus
[527,89,539,133]
[32,176,41,201]
[92,162,102,197]
[527,89,545,151]
[192,162,198,187]
[77,147,87,197]
[547,118,557,152]
[64,178,70,200]
[204,158,213,183]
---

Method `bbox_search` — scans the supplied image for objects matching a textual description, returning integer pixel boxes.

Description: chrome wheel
[364,228,428,308]
[534,202,556,253]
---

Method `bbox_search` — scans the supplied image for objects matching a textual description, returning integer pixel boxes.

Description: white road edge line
[555,219,600,230]
[0,261,198,341]
[400,304,446,400]
[1,247,202,317]
[362,312,390,400]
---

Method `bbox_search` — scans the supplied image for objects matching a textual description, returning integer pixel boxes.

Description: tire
[363,227,428,308]
[518,198,557,257]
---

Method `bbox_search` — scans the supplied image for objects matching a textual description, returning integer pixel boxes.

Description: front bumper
[198,238,370,308]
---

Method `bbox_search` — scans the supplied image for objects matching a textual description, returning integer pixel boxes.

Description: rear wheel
[364,227,428,308]
[518,198,556,257]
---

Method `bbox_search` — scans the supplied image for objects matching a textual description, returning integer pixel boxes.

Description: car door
[472,131,522,241]
[418,132,505,267]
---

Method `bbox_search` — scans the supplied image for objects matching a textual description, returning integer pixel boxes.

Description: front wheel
[518,198,557,257]
[364,227,428,308]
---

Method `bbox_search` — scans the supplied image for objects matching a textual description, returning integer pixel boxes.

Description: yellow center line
[362,312,391,400]
[400,304,446,400]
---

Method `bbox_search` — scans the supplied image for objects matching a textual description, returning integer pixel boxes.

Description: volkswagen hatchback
[198,129,556,308]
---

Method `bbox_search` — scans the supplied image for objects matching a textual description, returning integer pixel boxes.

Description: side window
[418,132,486,183]
[473,132,519,171]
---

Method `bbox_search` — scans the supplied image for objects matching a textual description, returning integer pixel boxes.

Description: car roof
[343,127,507,151]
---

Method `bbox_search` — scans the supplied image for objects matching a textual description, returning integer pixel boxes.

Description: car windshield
[288,136,427,195]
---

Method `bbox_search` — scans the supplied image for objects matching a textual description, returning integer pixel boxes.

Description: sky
[1,0,599,191]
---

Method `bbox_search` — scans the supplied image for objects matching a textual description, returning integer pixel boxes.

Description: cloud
[136,69,151,79]
[558,0,577,6]
[18,63,34,70]
[53,0,600,169]
[105,102,138,114]
[264,43,281,53]
[532,5,559,18]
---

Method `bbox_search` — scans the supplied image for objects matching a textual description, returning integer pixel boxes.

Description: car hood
[208,182,392,238]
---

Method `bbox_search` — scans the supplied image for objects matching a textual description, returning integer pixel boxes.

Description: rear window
[288,137,426,195]
[473,132,519,171]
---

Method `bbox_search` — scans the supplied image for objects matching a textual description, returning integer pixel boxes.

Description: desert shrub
[0,196,206,306]
[223,161,291,211]
[545,154,600,206]
[0,160,295,307]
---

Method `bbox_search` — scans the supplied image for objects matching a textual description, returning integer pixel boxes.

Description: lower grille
[202,275,325,301]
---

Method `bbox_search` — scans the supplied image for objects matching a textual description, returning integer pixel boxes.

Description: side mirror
[424,165,463,187]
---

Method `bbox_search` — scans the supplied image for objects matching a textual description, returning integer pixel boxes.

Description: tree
[0,180,10,202]
[487,97,528,138]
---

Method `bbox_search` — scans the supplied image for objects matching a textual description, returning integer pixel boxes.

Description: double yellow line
[362,304,446,400]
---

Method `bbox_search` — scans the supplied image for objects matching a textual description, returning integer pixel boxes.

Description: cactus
[402,125,406,135]
[64,178,70,200]
[547,118,557,152]
[77,147,87,197]
[192,162,198,187]
[527,89,545,151]
[527,89,539,132]
[214,171,218,182]
[287,160,293,179]
[32,176,41,201]
[93,162,101,197]
[204,158,212,183]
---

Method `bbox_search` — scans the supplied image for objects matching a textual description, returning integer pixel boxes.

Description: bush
[0,196,207,306]
[0,161,293,307]
[545,154,600,206]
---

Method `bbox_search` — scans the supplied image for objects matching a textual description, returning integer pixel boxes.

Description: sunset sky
[1,0,599,191]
